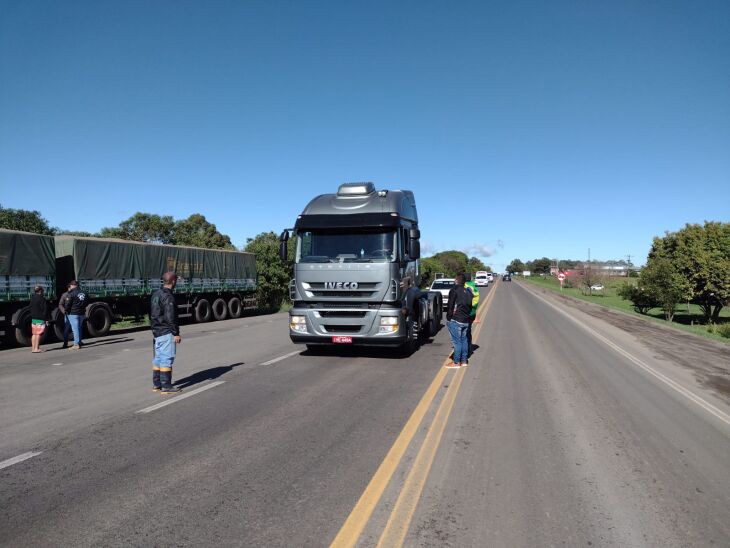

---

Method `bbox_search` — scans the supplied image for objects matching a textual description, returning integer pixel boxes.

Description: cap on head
[163,272,178,284]
[69,280,78,287]
[34,285,44,294]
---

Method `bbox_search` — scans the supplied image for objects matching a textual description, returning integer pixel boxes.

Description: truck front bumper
[288,305,408,347]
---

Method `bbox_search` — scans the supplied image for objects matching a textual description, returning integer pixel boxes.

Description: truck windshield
[296,230,398,263]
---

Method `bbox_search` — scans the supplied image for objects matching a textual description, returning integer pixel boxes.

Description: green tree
[466,256,489,275]
[506,259,525,274]
[530,257,552,275]
[172,214,234,249]
[100,213,175,243]
[617,283,657,315]
[0,204,55,235]
[244,231,293,310]
[639,256,691,322]
[648,222,730,322]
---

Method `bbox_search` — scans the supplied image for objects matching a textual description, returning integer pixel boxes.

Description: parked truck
[279,182,442,353]
[1,230,257,346]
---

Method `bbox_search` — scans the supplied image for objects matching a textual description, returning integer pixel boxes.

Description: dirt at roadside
[522,283,730,402]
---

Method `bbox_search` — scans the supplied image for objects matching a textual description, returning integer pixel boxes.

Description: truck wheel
[86,304,112,337]
[212,298,228,321]
[227,297,243,319]
[194,299,212,323]
[14,307,33,347]
[399,320,420,357]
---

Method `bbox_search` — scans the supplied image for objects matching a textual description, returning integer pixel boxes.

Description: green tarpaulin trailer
[1,232,257,347]
[0,229,56,302]
[54,236,256,297]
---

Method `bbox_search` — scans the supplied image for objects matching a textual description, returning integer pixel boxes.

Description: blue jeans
[67,314,84,346]
[448,320,469,364]
[152,333,176,370]
[63,315,72,345]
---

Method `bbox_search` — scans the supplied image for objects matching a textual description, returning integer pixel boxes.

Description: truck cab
[280,183,442,352]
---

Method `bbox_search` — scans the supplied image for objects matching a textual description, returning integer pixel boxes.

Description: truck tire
[13,307,33,347]
[227,297,242,319]
[85,304,112,338]
[51,308,65,341]
[195,299,212,323]
[212,298,228,321]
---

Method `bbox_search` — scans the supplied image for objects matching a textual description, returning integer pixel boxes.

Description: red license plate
[332,336,353,344]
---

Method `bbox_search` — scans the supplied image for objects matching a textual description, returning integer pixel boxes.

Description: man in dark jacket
[63,281,87,350]
[446,273,472,368]
[150,272,182,394]
[57,284,72,348]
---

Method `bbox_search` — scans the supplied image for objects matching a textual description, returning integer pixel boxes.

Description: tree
[100,213,175,243]
[617,283,657,315]
[0,204,54,235]
[648,222,730,322]
[172,214,234,249]
[244,231,293,310]
[639,256,691,322]
[529,257,552,275]
[466,256,489,275]
[506,259,525,274]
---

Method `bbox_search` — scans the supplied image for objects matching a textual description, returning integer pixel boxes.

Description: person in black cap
[150,272,182,394]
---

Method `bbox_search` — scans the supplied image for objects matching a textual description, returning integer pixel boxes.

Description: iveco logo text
[324,282,359,289]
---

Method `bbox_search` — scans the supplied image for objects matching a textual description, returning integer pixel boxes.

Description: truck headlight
[290,315,307,333]
[379,316,399,333]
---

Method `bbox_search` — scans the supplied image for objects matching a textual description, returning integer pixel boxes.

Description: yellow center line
[330,283,498,548]
[375,283,498,547]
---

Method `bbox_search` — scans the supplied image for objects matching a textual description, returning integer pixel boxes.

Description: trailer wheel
[227,297,242,319]
[51,308,65,341]
[194,299,212,323]
[86,304,112,338]
[14,307,33,347]
[212,298,228,321]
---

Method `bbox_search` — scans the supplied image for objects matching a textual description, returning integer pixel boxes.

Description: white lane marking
[260,350,301,366]
[0,451,42,470]
[522,284,730,429]
[123,349,131,352]
[52,363,63,366]
[136,381,226,414]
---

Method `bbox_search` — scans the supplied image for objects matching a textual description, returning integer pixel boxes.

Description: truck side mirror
[279,230,289,262]
[410,239,420,259]
[409,228,420,240]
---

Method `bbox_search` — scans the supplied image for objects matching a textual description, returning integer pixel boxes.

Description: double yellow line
[331,283,499,547]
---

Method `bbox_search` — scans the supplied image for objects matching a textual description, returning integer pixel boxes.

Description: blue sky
[1,1,728,271]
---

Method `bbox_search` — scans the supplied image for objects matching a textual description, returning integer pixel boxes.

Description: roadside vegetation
[518,222,730,344]
[420,251,489,288]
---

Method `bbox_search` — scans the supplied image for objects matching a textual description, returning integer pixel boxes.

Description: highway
[1,280,729,547]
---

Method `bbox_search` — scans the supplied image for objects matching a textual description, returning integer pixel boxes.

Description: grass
[521,275,730,344]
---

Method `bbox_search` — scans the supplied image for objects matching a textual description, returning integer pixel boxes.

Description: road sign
[557,273,565,281]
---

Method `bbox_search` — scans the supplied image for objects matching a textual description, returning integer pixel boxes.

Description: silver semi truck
[279,182,442,353]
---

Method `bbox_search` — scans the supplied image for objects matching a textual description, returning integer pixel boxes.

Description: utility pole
[626,254,632,277]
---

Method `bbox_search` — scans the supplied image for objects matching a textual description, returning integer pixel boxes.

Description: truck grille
[318,311,368,318]
[323,325,363,333]
[307,282,380,299]
[313,291,376,298]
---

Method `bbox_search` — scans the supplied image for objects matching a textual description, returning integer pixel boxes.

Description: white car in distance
[430,278,455,309]
[475,271,490,287]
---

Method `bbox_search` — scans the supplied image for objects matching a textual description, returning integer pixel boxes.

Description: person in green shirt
[464,277,480,355]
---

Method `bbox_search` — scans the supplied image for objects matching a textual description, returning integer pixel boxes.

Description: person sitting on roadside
[30,286,50,353]
[445,273,472,368]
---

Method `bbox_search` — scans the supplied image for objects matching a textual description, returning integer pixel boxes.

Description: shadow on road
[174,362,244,389]
[81,337,135,348]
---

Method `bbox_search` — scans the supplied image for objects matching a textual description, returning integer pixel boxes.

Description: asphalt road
[1,280,729,547]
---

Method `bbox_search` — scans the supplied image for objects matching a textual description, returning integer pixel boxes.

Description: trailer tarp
[0,229,56,276]
[54,236,256,283]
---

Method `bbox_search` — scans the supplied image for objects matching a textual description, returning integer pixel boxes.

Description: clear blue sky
[1,1,728,270]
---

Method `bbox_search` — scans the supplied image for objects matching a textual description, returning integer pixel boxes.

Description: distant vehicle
[590,283,604,291]
[474,271,489,287]
[503,274,512,282]
[487,273,494,282]
[430,278,455,308]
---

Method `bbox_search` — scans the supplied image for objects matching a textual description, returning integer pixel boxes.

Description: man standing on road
[57,284,72,348]
[446,273,472,368]
[63,280,87,350]
[150,272,182,394]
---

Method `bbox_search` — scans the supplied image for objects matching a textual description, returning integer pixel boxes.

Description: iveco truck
[279,182,442,353]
